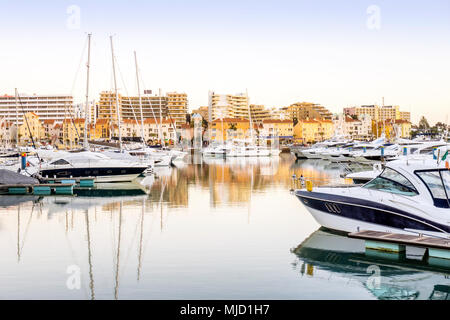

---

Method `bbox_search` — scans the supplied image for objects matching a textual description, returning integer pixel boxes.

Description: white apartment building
[334,114,372,140]
[0,94,74,124]
[208,92,249,121]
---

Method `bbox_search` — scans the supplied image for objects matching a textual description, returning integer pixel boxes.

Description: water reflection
[292,228,450,300]
[2,155,447,299]
[148,155,350,208]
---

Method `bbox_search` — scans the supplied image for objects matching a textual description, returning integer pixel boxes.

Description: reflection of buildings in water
[292,228,450,300]
[290,159,346,187]
[146,156,349,208]
[0,195,40,208]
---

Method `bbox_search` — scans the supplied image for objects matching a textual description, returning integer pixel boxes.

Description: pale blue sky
[1,0,449,123]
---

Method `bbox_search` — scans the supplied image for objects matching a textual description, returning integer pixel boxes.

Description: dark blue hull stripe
[295,191,450,234]
[40,167,147,178]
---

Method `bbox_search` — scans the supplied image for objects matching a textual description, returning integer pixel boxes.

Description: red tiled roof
[143,118,172,125]
[394,119,411,124]
[96,119,110,125]
[298,119,319,124]
[122,119,139,124]
[63,118,85,124]
[212,118,249,123]
[262,119,292,124]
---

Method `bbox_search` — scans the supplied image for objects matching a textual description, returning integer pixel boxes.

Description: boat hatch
[363,167,418,196]
[50,159,70,165]
[415,169,450,208]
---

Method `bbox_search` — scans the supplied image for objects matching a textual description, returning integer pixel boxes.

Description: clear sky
[0,0,449,124]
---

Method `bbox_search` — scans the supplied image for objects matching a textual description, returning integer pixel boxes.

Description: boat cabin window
[364,168,418,196]
[416,170,450,208]
[50,159,70,165]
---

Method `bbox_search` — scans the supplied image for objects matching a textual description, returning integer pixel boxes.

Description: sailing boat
[38,35,148,182]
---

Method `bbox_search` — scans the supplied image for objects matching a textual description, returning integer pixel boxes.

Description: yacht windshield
[364,168,418,196]
[416,170,450,208]
[50,159,70,165]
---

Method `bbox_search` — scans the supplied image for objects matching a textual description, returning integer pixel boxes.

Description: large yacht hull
[40,167,147,183]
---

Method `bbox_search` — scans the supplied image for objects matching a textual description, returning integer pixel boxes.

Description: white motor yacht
[39,151,148,182]
[295,157,450,239]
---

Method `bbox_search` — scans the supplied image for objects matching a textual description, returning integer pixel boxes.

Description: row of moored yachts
[291,136,449,164]
[292,135,450,239]
[0,146,187,183]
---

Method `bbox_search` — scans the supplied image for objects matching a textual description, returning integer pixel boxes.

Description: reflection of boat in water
[153,166,173,177]
[0,195,40,208]
[42,193,148,214]
[292,228,450,300]
[73,182,149,197]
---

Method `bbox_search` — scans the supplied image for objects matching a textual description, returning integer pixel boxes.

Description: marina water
[0,154,449,300]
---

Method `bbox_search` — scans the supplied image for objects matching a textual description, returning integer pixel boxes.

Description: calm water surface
[0,154,449,299]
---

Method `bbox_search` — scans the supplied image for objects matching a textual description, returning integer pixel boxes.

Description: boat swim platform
[349,230,450,266]
[41,177,95,188]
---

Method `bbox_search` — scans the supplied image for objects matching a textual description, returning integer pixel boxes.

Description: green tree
[418,116,430,130]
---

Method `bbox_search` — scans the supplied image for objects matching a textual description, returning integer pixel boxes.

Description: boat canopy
[415,169,450,208]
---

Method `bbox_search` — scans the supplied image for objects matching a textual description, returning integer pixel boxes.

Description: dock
[41,177,95,187]
[349,230,450,267]
[0,177,96,196]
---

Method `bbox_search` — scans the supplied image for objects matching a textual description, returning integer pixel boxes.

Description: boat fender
[306,180,313,192]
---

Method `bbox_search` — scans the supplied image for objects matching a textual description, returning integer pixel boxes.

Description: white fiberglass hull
[305,206,446,238]
[94,173,142,183]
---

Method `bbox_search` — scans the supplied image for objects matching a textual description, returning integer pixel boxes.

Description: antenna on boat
[110,35,123,152]
[134,51,146,150]
[14,88,19,148]
[83,33,92,151]
[15,92,41,161]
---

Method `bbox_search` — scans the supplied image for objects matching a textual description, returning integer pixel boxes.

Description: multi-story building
[191,106,209,121]
[0,118,15,144]
[249,105,273,124]
[293,119,334,144]
[209,118,251,142]
[394,119,412,138]
[97,91,169,122]
[62,118,86,147]
[353,105,409,122]
[260,120,294,140]
[167,92,188,127]
[334,114,372,140]
[74,102,97,124]
[355,105,379,121]
[41,119,63,144]
[283,102,333,121]
[400,111,411,122]
[0,93,74,124]
[208,92,249,122]
[18,112,45,144]
[142,118,176,143]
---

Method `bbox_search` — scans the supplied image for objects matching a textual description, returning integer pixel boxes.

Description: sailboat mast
[14,88,19,147]
[246,89,254,143]
[134,51,146,150]
[158,88,164,146]
[84,33,92,150]
[110,36,123,151]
